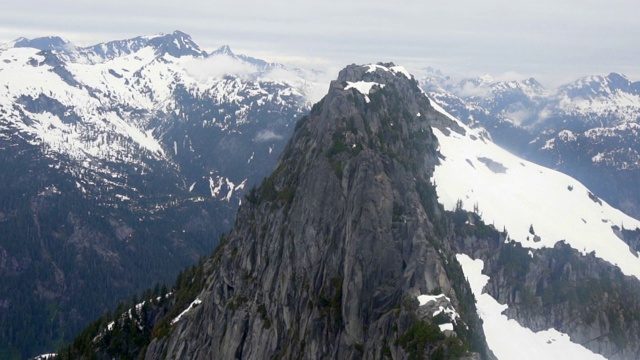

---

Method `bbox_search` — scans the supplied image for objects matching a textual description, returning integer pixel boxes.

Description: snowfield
[429,97,640,280]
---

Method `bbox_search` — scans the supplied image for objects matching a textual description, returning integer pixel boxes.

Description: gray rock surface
[145,64,491,359]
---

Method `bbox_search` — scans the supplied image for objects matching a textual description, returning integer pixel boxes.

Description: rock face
[451,211,640,360]
[144,64,491,359]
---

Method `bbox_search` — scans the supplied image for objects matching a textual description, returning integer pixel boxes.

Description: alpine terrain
[420,70,640,219]
[59,64,640,360]
[0,31,322,358]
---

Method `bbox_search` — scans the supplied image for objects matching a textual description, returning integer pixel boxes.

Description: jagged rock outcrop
[143,64,492,359]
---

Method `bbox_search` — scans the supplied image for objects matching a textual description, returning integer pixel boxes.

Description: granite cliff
[140,63,493,359]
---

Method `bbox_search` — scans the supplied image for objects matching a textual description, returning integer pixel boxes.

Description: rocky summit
[138,63,492,359]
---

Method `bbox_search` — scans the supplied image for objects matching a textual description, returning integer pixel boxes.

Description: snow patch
[418,294,459,319]
[115,194,130,201]
[362,64,411,79]
[170,298,202,325]
[344,81,384,96]
[364,64,390,74]
[33,354,57,360]
[417,293,450,306]
[416,293,459,334]
[390,65,412,79]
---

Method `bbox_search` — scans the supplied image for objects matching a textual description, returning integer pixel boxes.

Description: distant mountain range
[419,69,640,218]
[0,31,325,358]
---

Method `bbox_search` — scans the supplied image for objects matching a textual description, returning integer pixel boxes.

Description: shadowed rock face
[144,64,491,359]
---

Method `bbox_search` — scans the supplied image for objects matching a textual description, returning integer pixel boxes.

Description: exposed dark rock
[139,64,491,359]
[476,157,507,174]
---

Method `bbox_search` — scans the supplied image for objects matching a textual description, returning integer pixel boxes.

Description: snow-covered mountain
[421,70,640,129]
[419,70,640,219]
[0,30,327,207]
[0,31,326,358]
[57,63,640,360]
[4,31,640,358]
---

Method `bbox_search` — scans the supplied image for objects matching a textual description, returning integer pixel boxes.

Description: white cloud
[493,71,531,82]
[180,54,257,81]
[456,82,491,98]
[504,109,534,126]
[254,130,283,142]
[260,67,299,84]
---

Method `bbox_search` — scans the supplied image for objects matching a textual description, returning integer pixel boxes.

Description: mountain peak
[211,45,235,56]
[14,36,71,51]
[605,72,637,93]
[146,30,207,58]
[523,77,544,89]
[208,45,283,72]
[337,63,414,84]
[137,63,488,359]
[561,72,639,98]
[478,74,494,84]
[607,71,628,80]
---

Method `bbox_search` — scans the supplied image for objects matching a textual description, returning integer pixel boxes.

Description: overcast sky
[1,0,638,87]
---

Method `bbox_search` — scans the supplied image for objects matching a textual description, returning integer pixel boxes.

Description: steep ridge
[131,63,493,359]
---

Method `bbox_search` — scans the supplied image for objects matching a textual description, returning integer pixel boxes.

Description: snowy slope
[429,98,640,280]
[457,254,606,360]
[420,69,640,224]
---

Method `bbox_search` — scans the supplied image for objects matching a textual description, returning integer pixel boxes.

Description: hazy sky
[2,0,638,86]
